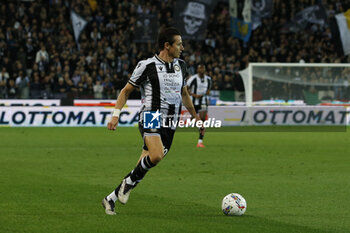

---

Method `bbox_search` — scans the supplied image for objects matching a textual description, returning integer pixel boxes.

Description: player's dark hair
[197,63,205,69]
[157,27,181,51]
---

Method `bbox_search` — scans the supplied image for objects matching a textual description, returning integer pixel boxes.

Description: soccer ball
[221,193,247,216]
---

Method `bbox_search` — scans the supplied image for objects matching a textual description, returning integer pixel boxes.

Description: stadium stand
[0,0,349,101]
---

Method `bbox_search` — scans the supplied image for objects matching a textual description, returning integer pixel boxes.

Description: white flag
[335,10,350,55]
[70,10,87,45]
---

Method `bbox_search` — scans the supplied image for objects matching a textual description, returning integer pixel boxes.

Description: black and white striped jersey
[187,74,212,106]
[128,55,188,127]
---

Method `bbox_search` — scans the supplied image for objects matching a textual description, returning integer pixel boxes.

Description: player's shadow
[118,193,339,233]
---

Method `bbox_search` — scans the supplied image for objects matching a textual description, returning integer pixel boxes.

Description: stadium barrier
[73,99,141,107]
[0,99,60,106]
[0,106,349,127]
[0,99,141,107]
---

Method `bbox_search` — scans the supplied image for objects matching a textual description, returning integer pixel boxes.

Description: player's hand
[191,94,202,98]
[107,116,119,131]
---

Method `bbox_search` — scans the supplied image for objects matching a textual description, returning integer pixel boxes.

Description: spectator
[41,75,53,99]
[25,38,36,71]
[1,57,13,77]
[30,72,42,99]
[0,0,349,103]
[15,71,30,99]
[66,79,78,99]
[83,76,94,99]
[7,79,17,99]
[0,67,9,98]
[102,75,114,99]
[221,74,234,90]
[53,77,67,99]
[77,82,84,98]
[93,79,103,99]
[35,44,49,72]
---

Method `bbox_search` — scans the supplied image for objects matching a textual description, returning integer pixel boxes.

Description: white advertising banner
[207,106,350,126]
[0,106,349,127]
[0,107,139,127]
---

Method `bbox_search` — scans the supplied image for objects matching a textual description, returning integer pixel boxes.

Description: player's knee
[149,150,164,164]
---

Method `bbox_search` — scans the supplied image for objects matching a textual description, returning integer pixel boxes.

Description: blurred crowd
[0,0,349,101]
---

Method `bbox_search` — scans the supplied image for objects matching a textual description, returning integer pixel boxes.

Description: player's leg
[117,127,176,204]
[103,149,149,215]
[124,135,163,188]
[103,124,151,214]
[197,107,207,148]
[105,150,148,198]
[103,167,135,214]
[192,105,204,147]
[199,110,207,122]
[137,149,149,164]
[117,135,163,204]
[102,128,171,214]
[144,135,165,163]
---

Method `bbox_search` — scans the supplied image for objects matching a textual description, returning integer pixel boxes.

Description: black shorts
[194,104,208,113]
[138,122,176,156]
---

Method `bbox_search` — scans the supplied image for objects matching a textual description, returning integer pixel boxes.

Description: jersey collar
[155,54,175,73]
[155,54,166,64]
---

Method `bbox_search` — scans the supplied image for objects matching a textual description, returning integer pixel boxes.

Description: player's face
[197,65,205,75]
[169,35,184,59]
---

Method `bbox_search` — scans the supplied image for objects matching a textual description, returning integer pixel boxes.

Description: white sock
[198,139,203,143]
[126,176,136,185]
[107,191,118,202]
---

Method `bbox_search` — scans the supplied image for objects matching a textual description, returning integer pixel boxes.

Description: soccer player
[186,64,212,148]
[102,27,201,215]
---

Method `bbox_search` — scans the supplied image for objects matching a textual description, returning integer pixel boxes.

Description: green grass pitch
[0,127,349,233]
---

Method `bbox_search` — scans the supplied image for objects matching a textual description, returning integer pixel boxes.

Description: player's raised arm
[107,83,135,131]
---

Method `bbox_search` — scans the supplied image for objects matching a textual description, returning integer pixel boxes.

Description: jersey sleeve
[178,59,189,87]
[187,75,195,87]
[207,76,212,91]
[128,61,147,87]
